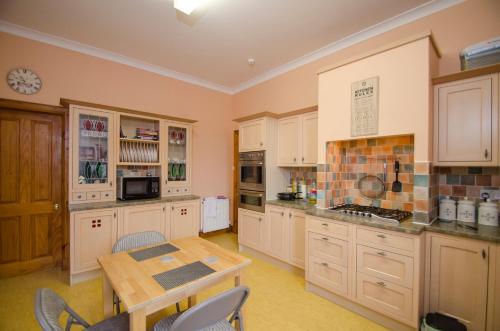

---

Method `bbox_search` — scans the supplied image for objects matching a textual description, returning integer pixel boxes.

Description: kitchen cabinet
[239,118,266,152]
[238,208,266,251]
[277,112,318,166]
[427,233,489,331]
[170,200,200,240]
[119,203,169,240]
[434,73,499,166]
[266,206,289,261]
[69,105,116,203]
[162,121,192,196]
[71,208,117,275]
[288,209,306,268]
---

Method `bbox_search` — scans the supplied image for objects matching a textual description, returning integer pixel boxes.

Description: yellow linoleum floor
[0,233,387,331]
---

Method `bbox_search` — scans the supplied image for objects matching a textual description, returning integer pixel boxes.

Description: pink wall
[0,32,234,202]
[233,0,500,117]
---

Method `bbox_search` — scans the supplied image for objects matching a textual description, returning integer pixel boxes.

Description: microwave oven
[117,176,160,200]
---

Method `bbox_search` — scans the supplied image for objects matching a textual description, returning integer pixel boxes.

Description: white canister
[457,197,475,223]
[439,196,456,221]
[478,199,499,226]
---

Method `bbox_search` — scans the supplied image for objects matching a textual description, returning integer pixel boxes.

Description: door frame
[0,98,70,270]
[232,130,239,234]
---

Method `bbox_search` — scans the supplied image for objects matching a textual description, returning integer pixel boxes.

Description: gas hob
[329,204,412,223]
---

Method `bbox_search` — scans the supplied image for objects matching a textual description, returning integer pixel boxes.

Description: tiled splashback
[317,135,415,211]
[286,167,317,186]
[438,167,500,202]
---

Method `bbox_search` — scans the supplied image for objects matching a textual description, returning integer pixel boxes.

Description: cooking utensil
[358,175,385,199]
[277,192,296,201]
[392,161,402,192]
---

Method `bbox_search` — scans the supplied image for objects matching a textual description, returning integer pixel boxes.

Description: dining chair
[153,286,250,331]
[35,288,129,331]
[111,231,181,314]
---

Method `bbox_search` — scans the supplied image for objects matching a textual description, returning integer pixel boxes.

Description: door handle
[485,149,489,159]
[482,249,487,259]
[54,203,60,211]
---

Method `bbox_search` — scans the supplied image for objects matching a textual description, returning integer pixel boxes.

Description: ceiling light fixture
[174,0,203,15]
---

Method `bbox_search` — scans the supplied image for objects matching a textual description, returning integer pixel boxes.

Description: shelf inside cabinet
[120,137,159,144]
[117,162,162,166]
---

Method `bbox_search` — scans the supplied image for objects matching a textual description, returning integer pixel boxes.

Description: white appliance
[201,197,230,233]
[460,36,500,70]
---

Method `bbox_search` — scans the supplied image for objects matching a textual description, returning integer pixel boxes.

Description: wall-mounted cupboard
[277,112,318,166]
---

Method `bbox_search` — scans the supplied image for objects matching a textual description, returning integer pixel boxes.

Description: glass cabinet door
[163,122,191,192]
[73,108,114,189]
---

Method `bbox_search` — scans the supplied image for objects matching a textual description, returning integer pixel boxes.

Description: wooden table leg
[130,308,146,331]
[188,295,197,308]
[102,272,113,318]
[234,270,247,331]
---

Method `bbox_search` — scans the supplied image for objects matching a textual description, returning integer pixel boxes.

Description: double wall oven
[238,151,265,213]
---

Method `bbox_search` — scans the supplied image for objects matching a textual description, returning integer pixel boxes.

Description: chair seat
[153,312,235,331]
[86,313,129,331]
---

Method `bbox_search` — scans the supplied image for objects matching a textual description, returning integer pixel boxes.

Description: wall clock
[6,68,42,95]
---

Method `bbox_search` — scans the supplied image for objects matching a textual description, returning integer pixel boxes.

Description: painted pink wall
[0,32,234,203]
[233,0,500,117]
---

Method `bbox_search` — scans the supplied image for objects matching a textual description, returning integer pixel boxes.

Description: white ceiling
[0,0,459,93]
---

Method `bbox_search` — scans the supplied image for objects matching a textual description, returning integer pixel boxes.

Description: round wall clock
[7,68,42,95]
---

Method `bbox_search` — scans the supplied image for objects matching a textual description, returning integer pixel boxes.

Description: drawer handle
[314,261,334,270]
[321,262,328,267]
[377,234,387,239]
[321,237,329,241]
[377,251,386,256]
[321,223,329,227]
[376,281,386,287]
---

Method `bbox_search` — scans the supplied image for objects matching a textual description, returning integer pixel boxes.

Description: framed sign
[351,76,379,137]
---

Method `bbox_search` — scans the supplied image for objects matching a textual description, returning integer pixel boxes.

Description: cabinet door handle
[165,179,168,184]
[377,251,386,256]
[258,218,262,222]
[293,157,296,162]
[321,223,329,227]
[485,149,489,159]
[376,281,386,287]
[321,237,329,241]
[289,213,292,218]
[113,212,116,218]
[482,249,487,259]
[172,206,174,211]
[302,157,304,162]
[377,234,386,239]
[260,142,263,146]
[281,212,284,217]
[163,207,166,212]
[109,181,113,187]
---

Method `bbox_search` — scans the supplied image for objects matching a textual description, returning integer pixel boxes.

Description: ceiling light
[174,0,203,15]
[248,58,255,66]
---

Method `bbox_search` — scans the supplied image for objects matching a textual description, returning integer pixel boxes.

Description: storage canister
[439,196,456,221]
[457,197,475,223]
[478,199,498,226]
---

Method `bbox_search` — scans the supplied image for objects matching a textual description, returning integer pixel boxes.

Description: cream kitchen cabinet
[239,118,267,152]
[119,203,170,240]
[162,121,192,196]
[170,200,200,240]
[426,233,490,331]
[266,205,290,261]
[277,112,317,166]
[238,208,266,251]
[288,209,306,268]
[434,73,499,166]
[70,208,117,281]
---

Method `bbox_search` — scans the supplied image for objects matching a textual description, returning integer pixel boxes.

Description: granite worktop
[69,195,200,212]
[266,199,315,211]
[427,220,500,243]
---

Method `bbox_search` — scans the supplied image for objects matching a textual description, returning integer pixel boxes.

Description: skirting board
[238,244,305,277]
[69,268,102,286]
[306,282,417,331]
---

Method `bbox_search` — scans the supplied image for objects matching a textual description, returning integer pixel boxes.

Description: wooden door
[239,119,265,152]
[170,201,199,240]
[0,109,63,277]
[72,209,117,273]
[232,130,239,234]
[238,208,264,250]
[289,210,305,268]
[120,204,166,238]
[435,75,497,164]
[301,112,318,165]
[429,235,489,331]
[277,117,299,165]
[266,206,288,260]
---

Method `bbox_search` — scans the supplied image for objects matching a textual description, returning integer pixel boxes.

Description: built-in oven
[239,151,265,192]
[238,189,265,213]
[117,176,160,200]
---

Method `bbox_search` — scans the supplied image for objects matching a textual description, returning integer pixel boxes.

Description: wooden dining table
[98,236,251,331]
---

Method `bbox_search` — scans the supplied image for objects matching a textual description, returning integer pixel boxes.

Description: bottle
[291,178,297,194]
[299,180,307,200]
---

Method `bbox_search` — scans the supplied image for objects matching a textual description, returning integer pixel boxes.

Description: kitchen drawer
[86,191,101,200]
[307,217,349,240]
[357,227,414,253]
[357,245,414,288]
[102,191,114,199]
[309,232,348,267]
[72,192,86,201]
[356,272,413,322]
[308,256,348,296]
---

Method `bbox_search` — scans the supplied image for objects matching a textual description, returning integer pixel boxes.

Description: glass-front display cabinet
[70,106,115,202]
[162,121,192,196]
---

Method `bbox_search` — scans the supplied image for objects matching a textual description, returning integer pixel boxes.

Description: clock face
[7,68,42,95]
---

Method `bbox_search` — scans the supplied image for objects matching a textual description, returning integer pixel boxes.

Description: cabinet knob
[281,212,284,216]
[109,181,113,187]
[321,262,328,267]
[260,142,263,146]
[485,149,489,159]
[482,249,487,259]
[258,218,262,222]
[53,203,60,211]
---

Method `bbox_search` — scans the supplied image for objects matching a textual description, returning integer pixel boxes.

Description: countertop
[69,195,200,212]
[266,199,500,242]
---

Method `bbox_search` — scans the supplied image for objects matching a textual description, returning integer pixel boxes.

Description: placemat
[153,261,216,290]
[128,243,179,261]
